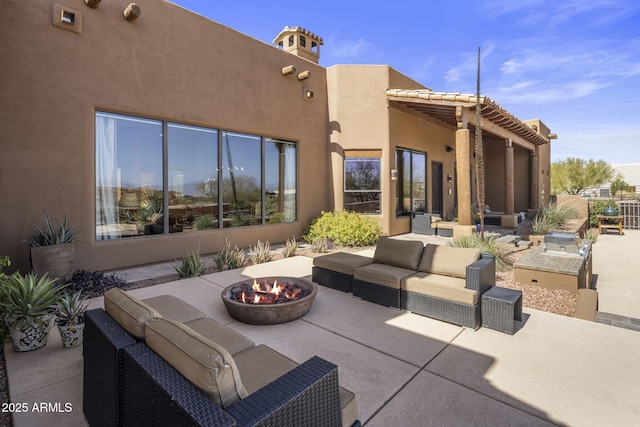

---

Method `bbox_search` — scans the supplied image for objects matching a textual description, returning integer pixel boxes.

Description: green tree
[610,175,629,199]
[550,158,614,195]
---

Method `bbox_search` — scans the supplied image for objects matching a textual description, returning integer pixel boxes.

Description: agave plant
[174,248,206,278]
[56,290,88,326]
[215,239,246,271]
[0,272,68,328]
[26,210,77,247]
[249,240,273,264]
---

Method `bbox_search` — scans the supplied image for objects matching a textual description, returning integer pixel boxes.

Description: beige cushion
[313,252,373,275]
[373,237,424,270]
[234,345,298,395]
[402,273,478,305]
[418,245,481,278]
[354,263,417,289]
[103,288,160,340]
[142,295,206,324]
[145,318,247,409]
[234,345,358,427]
[184,317,254,355]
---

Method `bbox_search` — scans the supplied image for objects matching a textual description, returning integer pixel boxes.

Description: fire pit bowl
[221,277,318,325]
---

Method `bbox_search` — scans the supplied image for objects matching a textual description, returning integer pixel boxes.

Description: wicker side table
[482,287,523,334]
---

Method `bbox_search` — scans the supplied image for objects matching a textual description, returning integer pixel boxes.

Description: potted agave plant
[26,210,77,281]
[56,290,88,348]
[0,272,67,352]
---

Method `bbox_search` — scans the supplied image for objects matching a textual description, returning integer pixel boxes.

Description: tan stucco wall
[0,0,329,272]
[327,65,460,236]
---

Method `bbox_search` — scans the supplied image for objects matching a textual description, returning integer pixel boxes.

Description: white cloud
[325,37,383,62]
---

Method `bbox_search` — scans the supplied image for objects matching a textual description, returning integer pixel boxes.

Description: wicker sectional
[83,288,360,427]
[313,237,496,329]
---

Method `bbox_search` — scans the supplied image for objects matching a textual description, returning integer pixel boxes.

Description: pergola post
[530,154,539,209]
[455,128,472,225]
[505,139,515,215]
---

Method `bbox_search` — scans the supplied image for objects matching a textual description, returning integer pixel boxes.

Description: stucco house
[0,0,554,273]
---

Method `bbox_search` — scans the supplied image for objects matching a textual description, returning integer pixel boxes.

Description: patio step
[596,311,640,332]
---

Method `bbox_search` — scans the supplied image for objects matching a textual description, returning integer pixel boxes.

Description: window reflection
[344,158,380,214]
[168,124,218,232]
[96,112,297,240]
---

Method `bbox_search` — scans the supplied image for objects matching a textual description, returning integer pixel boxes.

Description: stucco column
[455,129,472,225]
[505,139,514,215]
[530,154,539,209]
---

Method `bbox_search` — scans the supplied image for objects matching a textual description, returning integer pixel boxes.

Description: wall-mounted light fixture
[390,169,398,180]
[84,0,101,8]
[297,70,310,81]
[281,65,296,76]
[446,145,454,152]
[447,174,453,183]
[123,3,141,22]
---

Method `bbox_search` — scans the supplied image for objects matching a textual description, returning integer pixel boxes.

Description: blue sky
[171,0,640,166]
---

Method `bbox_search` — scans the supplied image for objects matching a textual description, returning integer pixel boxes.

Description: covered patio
[4,230,640,426]
[386,89,554,227]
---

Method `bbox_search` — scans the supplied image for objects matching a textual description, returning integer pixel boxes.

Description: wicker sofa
[312,237,495,329]
[83,288,359,427]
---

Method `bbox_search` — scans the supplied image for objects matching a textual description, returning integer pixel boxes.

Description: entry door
[432,161,443,215]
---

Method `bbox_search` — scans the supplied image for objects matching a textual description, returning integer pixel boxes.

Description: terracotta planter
[58,322,85,348]
[7,314,55,352]
[30,243,75,280]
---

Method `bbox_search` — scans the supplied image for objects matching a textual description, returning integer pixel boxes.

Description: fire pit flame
[232,278,310,305]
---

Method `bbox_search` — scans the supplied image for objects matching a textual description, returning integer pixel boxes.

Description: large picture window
[344,156,381,214]
[95,112,297,240]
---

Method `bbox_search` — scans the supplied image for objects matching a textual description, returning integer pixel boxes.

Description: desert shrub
[589,199,618,228]
[531,214,552,235]
[311,237,334,253]
[281,236,298,258]
[582,228,599,243]
[532,203,578,234]
[215,239,246,271]
[174,248,206,278]
[249,240,273,264]
[66,269,127,299]
[195,214,217,230]
[448,235,513,272]
[542,203,578,229]
[303,211,381,247]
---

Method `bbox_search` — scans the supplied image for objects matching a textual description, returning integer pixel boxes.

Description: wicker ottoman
[481,287,522,334]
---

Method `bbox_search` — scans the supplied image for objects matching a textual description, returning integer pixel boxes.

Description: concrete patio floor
[4,230,640,426]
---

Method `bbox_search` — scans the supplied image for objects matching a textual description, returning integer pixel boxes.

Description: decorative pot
[7,314,55,352]
[58,322,85,348]
[30,243,75,280]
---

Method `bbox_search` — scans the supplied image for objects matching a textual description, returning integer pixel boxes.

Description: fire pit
[221,277,318,325]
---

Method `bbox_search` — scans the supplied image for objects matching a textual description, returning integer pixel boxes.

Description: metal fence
[620,201,640,229]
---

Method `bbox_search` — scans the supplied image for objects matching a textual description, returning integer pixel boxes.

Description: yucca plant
[0,272,68,328]
[56,290,88,327]
[281,236,298,258]
[311,237,334,253]
[25,210,77,247]
[215,239,246,271]
[174,248,206,278]
[249,240,273,264]
[449,235,513,272]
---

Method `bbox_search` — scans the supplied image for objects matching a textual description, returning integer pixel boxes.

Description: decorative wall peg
[123,3,141,22]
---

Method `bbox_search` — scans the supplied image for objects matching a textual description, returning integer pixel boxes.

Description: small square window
[61,10,75,24]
